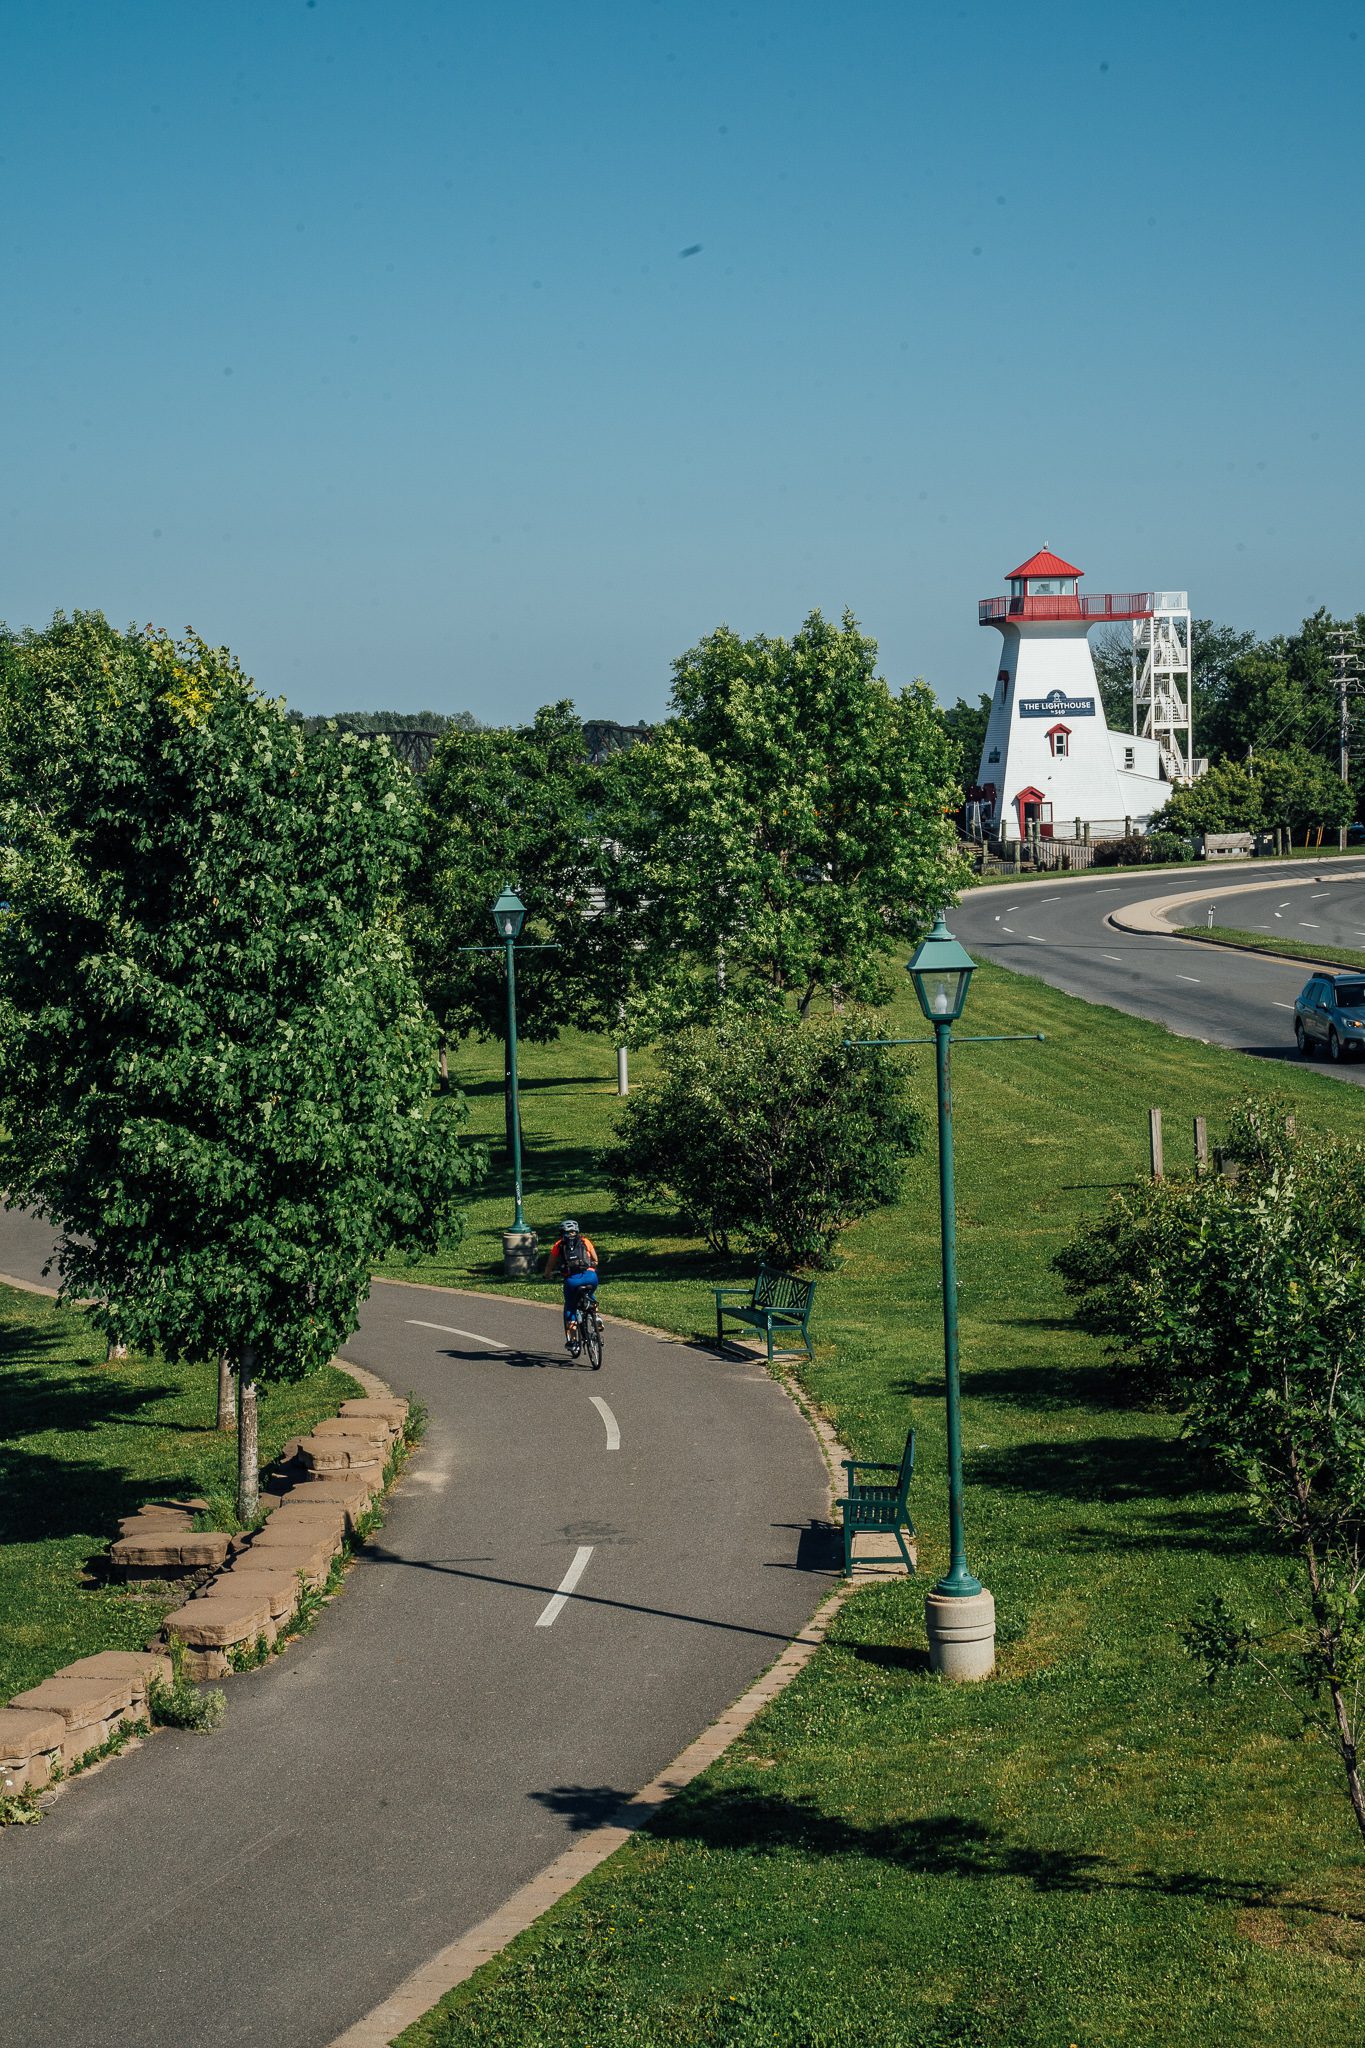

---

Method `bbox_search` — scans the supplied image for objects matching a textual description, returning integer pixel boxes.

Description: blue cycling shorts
[562,1269,598,1309]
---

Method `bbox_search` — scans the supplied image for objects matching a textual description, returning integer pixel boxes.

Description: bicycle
[567,1288,604,1369]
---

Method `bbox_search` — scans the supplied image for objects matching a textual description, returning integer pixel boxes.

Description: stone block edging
[2,1364,414,1811]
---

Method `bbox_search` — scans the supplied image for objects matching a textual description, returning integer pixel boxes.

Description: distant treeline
[291,709,484,735]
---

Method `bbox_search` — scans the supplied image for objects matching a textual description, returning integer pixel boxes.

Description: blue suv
[1294,973,1365,1060]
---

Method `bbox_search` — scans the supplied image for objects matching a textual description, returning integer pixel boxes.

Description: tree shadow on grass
[0,1345,190,1546]
[969,1433,1219,1505]
[893,1363,1137,1413]
[537,1784,1363,1925]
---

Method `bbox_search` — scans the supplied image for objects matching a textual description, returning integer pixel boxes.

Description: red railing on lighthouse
[978,592,1155,624]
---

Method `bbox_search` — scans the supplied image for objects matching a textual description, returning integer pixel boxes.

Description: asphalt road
[0,1215,831,2048]
[952,858,1365,1085]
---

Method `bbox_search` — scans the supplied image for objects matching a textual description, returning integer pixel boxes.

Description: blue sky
[4,1,1362,722]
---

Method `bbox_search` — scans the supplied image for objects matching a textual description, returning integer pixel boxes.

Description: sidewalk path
[0,1212,832,2048]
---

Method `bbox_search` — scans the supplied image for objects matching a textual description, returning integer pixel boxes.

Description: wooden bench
[837,1430,916,1576]
[713,1266,817,1365]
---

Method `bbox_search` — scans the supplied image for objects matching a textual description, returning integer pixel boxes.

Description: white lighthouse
[972,548,1191,843]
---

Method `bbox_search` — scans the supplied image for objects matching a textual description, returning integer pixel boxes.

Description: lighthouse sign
[1019,689,1095,719]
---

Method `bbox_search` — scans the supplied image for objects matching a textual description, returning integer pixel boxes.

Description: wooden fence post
[1149,1106,1164,1180]
[1193,1115,1208,1173]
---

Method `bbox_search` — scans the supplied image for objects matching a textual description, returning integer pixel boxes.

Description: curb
[1105,869,1365,942]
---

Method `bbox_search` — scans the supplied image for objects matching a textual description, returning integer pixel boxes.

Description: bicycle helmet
[560,1218,580,1236]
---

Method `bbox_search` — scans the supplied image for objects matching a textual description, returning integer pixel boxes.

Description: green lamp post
[907,912,996,1678]
[491,885,530,1246]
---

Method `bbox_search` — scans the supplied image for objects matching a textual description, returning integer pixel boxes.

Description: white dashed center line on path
[1002,925,1015,933]
[536,1545,594,1628]
[1311,892,1330,899]
[1299,923,1319,929]
[1177,974,1201,983]
[1039,896,1061,903]
[590,1395,620,1450]
[1273,1002,1294,1010]
[1102,952,1123,963]
[1027,934,1046,942]
[406,1318,510,1351]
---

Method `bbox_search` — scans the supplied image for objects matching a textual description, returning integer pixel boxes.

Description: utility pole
[1327,626,1360,851]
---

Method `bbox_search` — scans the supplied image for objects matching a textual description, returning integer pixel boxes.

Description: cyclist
[545,1219,599,1351]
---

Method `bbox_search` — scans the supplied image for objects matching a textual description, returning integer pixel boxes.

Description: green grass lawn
[392,963,1365,2047]
[0,1290,359,1700]
[1180,923,1365,974]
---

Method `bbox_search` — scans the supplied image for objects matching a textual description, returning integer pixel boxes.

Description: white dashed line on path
[1273,1002,1294,1010]
[536,1545,594,1628]
[406,1319,510,1351]
[1311,892,1330,899]
[1027,935,1046,942]
[1177,974,1201,983]
[1002,925,1015,933]
[1102,952,1123,963]
[1039,896,1061,903]
[590,1395,620,1450]
[1300,923,1319,929]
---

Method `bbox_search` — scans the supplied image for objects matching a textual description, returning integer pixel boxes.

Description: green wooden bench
[837,1430,916,1576]
[713,1266,817,1365]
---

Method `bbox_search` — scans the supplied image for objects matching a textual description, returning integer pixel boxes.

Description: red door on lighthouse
[1014,787,1053,839]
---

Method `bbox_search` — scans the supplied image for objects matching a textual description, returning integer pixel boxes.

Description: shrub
[1054,1100,1365,1846]
[1091,834,1145,868]
[605,1011,924,1267]
[1143,829,1195,864]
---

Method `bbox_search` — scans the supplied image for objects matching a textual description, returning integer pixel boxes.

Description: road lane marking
[1005,904,1020,911]
[1278,901,1291,907]
[1273,1002,1294,1010]
[1002,924,1015,932]
[1039,896,1060,903]
[1177,974,1201,982]
[1027,934,1046,942]
[406,1318,510,1351]
[1102,952,1123,962]
[590,1395,620,1450]
[1094,886,1120,892]
[536,1545,594,1627]
[1311,892,1330,899]
[1299,922,1319,928]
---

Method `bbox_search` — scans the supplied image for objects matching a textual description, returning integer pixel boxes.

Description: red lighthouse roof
[1007,547,1083,581]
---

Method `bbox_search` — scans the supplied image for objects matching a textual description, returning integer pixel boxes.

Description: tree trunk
[236,1352,259,1526]
[1328,1673,1365,1846]
[103,1337,128,1365]
[216,1352,235,1432]
[437,1035,450,1095]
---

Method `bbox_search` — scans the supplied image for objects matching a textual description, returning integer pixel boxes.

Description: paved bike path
[0,1213,832,2048]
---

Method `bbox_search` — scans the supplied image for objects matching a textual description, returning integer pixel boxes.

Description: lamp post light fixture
[907,911,997,1681]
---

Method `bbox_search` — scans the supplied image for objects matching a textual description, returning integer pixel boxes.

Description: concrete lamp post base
[502,1229,539,1278]
[924,1587,996,1681]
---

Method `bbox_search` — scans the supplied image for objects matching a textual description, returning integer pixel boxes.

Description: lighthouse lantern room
[972,549,1193,843]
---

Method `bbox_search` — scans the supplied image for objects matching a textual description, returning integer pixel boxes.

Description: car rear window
[1335,984,1365,1007]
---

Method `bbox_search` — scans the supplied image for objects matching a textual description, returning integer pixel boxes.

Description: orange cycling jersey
[546,1234,598,1276]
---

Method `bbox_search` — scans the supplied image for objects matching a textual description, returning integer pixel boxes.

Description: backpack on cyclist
[560,1233,590,1277]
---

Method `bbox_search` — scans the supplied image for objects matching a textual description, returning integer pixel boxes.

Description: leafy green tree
[605,1011,924,1267]
[941,694,992,786]
[0,614,479,1519]
[1055,1102,1365,1847]
[604,611,967,1030]
[406,701,609,1144]
[1148,747,1352,838]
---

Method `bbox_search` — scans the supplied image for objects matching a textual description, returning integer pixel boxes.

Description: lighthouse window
[1048,727,1071,758]
[1124,746,1135,769]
